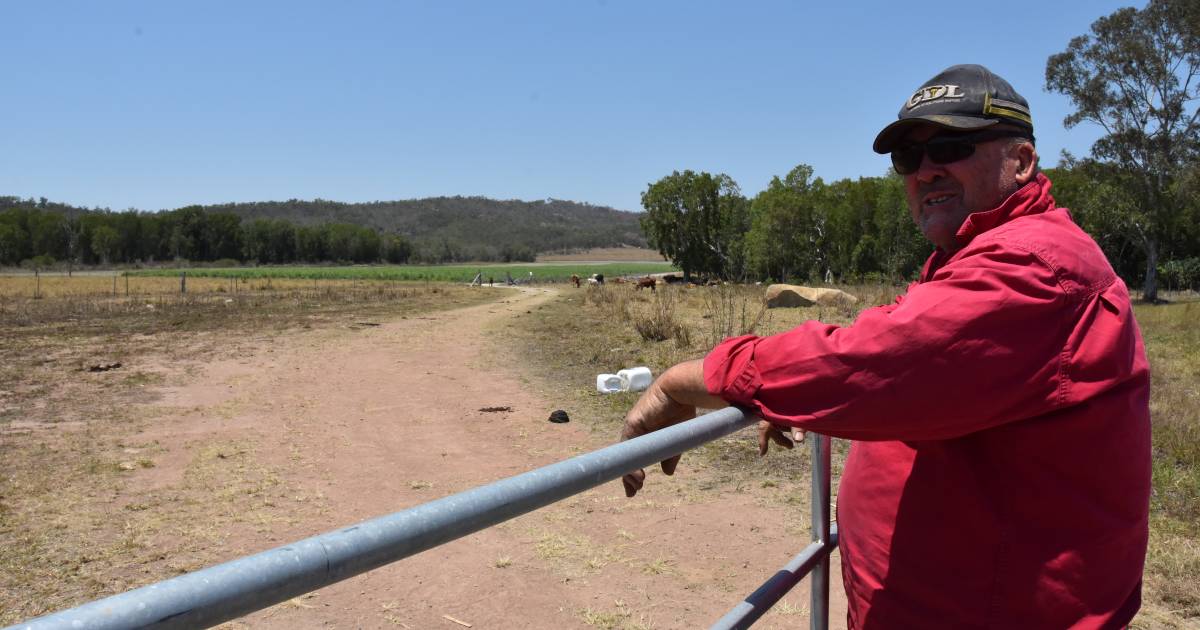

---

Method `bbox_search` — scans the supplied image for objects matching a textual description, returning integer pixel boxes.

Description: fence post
[181,271,187,295]
[810,434,832,630]
[35,268,40,299]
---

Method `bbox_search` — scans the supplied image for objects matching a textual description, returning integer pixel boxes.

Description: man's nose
[914,153,945,184]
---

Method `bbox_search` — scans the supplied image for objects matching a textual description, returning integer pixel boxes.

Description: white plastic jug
[617,367,653,392]
[596,374,624,394]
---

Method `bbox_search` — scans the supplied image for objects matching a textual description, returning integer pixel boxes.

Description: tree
[383,234,413,264]
[61,217,82,275]
[640,170,748,281]
[746,165,825,283]
[90,225,120,265]
[0,221,27,265]
[204,212,244,261]
[1045,0,1200,301]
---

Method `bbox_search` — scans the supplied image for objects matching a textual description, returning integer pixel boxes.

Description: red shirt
[704,174,1150,629]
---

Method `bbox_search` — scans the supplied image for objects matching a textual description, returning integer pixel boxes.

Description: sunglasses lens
[927,141,975,165]
[891,146,923,175]
[891,137,984,174]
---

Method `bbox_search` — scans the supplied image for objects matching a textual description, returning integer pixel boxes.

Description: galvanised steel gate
[10,407,837,630]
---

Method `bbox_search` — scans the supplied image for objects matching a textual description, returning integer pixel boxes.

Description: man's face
[901,125,1025,253]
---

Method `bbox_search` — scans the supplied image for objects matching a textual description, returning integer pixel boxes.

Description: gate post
[810,434,832,630]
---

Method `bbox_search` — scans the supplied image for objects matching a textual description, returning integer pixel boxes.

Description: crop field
[126,262,676,284]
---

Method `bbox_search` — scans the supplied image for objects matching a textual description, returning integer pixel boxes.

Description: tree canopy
[642,167,930,284]
[1045,0,1200,301]
[0,195,645,268]
[640,171,749,281]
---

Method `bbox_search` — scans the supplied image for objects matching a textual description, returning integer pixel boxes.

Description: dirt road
[126,286,844,629]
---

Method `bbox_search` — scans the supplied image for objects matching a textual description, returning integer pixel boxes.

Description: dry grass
[504,282,1200,626]
[0,279,501,626]
[578,599,654,630]
[0,272,331,299]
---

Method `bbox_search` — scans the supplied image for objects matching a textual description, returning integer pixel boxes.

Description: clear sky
[2,1,1140,213]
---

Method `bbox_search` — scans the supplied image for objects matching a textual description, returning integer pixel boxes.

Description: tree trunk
[1142,236,1159,303]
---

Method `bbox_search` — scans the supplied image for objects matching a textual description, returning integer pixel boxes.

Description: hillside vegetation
[0,196,646,267]
[202,197,644,251]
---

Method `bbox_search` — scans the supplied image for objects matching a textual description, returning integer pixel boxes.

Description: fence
[10,407,836,630]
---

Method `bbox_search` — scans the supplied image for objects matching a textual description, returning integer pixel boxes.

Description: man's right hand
[617,360,727,498]
[619,383,696,497]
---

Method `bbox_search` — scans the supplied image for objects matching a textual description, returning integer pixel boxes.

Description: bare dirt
[57,286,846,629]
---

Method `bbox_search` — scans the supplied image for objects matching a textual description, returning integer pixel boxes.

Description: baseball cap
[873,64,1033,154]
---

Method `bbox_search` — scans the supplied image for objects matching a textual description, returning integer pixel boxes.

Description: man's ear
[1014,141,1038,185]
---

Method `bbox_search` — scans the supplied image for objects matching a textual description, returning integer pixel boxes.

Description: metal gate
[10,407,836,630]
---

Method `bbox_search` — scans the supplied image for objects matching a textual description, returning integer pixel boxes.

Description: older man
[620,65,1150,629]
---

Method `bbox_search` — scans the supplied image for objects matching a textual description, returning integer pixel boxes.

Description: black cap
[873,64,1033,153]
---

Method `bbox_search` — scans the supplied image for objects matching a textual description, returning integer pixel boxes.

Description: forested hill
[0,195,648,266]
[199,197,646,253]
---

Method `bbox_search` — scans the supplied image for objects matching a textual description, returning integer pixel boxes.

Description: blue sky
[1,1,1139,213]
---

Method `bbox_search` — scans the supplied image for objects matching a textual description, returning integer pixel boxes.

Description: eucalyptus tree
[1046,0,1200,301]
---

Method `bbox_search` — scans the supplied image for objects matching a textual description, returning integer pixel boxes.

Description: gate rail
[11,407,835,630]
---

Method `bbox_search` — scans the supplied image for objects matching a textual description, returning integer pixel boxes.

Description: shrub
[701,284,767,349]
[633,289,685,343]
[1159,258,1200,291]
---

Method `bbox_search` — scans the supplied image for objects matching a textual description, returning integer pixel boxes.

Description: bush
[21,255,56,270]
[633,289,686,343]
[1159,258,1200,291]
[702,284,767,349]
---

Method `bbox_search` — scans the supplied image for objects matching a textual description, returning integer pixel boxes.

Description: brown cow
[570,274,581,288]
[635,277,657,292]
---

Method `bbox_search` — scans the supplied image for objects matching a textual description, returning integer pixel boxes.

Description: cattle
[635,277,657,292]
[570,274,581,288]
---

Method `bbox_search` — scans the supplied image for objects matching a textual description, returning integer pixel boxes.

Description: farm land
[126,261,676,284]
[0,268,1196,628]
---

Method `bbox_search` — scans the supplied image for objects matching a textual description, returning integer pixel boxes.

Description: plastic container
[596,374,624,394]
[617,367,653,392]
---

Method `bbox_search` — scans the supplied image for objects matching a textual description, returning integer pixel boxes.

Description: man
[620,65,1150,629]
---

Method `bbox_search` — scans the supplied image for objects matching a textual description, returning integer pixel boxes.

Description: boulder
[765,284,858,308]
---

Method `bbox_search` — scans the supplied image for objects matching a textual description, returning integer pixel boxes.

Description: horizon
[3,1,1138,213]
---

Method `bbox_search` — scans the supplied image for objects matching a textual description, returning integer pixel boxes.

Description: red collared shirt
[704,174,1150,629]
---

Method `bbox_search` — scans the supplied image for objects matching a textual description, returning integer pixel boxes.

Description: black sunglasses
[891,129,1030,175]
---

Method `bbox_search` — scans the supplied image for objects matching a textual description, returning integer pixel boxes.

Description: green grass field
[127,263,676,283]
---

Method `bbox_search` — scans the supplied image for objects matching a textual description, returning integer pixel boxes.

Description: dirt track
[125,286,845,629]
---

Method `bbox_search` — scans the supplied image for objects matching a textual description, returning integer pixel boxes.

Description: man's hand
[618,360,726,498]
[758,420,805,456]
[620,383,696,497]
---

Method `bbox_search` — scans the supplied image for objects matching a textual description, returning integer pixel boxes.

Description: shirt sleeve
[703,240,1070,441]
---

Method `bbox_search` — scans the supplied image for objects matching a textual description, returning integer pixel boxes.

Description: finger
[622,469,645,497]
[770,429,794,450]
[660,454,681,476]
[757,420,773,456]
[794,428,807,443]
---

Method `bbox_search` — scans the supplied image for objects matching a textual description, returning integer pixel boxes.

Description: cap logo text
[907,84,965,109]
